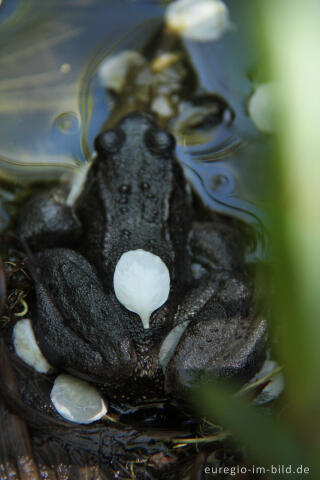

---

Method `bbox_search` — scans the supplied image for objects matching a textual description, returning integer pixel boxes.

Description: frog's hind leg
[161,219,267,397]
[29,248,136,386]
[163,284,267,397]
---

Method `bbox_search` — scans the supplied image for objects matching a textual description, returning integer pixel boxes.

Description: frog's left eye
[94,128,125,155]
[144,128,176,156]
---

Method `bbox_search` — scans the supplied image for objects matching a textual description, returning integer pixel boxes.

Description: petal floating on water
[248,83,276,134]
[98,50,146,92]
[165,0,233,42]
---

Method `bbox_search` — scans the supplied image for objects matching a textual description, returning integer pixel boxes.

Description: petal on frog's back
[50,374,107,424]
[113,249,170,329]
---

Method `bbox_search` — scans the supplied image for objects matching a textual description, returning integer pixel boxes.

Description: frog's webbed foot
[163,272,267,397]
[161,220,267,397]
[31,248,136,386]
[18,189,82,250]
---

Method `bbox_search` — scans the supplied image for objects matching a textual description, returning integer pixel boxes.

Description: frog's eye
[144,128,176,155]
[94,128,125,155]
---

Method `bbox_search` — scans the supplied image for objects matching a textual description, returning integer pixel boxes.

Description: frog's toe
[163,299,267,397]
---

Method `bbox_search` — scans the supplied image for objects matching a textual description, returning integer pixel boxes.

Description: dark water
[0,1,272,478]
[0,0,271,252]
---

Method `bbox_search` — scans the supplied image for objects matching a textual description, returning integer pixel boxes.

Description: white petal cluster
[165,0,232,42]
[98,50,146,92]
[113,249,170,329]
[50,374,107,424]
[13,318,52,373]
[248,82,276,134]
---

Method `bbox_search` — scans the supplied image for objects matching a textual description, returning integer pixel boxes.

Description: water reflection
[0,1,274,477]
[0,0,24,26]
[0,0,271,255]
[0,0,163,176]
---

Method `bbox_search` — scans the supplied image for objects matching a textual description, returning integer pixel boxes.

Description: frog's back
[77,112,192,288]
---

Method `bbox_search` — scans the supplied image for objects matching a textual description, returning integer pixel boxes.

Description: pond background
[0,0,270,252]
[1,0,320,478]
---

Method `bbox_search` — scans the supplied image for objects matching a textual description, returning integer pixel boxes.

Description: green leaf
[194,383,308,471]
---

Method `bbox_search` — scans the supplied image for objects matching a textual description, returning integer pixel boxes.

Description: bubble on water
[60,63,71,74]
[53,112,80,134]
[211,173,228,191]
[210,168,235,195]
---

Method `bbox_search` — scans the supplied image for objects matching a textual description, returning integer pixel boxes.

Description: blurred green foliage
[193,0,320,476]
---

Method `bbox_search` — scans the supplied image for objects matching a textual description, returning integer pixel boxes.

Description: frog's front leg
[18,189,82,249]
[190,219,248,271]
[31,248,137,386]
[161,219,267,397]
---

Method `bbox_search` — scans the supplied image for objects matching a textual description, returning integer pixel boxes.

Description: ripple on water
[0,0,270,259]
[53,111,80,134]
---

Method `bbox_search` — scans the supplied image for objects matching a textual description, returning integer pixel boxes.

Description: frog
[17,111,267,401]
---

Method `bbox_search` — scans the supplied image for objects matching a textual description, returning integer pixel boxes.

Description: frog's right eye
[94,128,125,155]
[144,127,176,156]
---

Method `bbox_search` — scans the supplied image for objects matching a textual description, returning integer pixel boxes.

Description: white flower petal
[248,82,276,134]
[159,321,190,372]
[113,249,170,329]
[13,318,52,373]
[165,0,233,42]
[98,50,146,92]
[50,374,107,424]
[251,360,285,406]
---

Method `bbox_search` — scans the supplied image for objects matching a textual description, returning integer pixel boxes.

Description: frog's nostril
[140,182,150,191]
[119,184,131,194]
[94,127,125,155]
[144,127,176,156]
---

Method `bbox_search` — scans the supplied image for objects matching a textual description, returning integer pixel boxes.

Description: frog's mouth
[113,249,170,329]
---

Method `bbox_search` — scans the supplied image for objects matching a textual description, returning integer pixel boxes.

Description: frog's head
[92,111,184,273]
[93,111,176,178]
